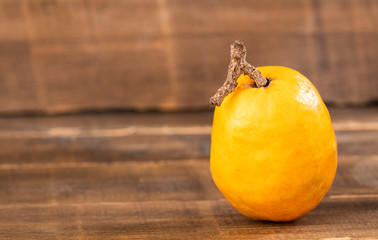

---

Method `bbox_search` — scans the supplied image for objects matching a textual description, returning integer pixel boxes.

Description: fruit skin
[210,66,337,222]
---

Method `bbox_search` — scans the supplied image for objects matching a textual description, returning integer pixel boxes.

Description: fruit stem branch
[210,41,268,106]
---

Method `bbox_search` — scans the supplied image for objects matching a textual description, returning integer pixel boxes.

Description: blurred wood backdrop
[0,0,377,114]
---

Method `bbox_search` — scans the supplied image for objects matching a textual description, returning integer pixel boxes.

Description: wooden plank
[0,0,41,113]
[0,159,221,205]
[0,42,40,113]
[0,108,376,238]
[164,0,378,107]
[0,157,376,239]
[0,128,377,164]
[0,107,376,130]
[0,0,377,114]
[0,156,376,205]
[0,1,25,40]
[0,108,377,164]
[0,130,376,164]
[0,198,377,239]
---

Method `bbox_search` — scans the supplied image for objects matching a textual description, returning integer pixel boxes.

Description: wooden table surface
[0,108,377,239]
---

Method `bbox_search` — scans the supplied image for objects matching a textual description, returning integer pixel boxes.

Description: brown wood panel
[0,108,377,238]
[0,156,376,205]
[0,0,28,41]
[0,41,40,112]
[0,158,377,239]
[0,0,377,114]
[0,128,377,164]
[165,0,378,107]
[0,159,221,205]
[0,108,376,164]
[0,198,377,239]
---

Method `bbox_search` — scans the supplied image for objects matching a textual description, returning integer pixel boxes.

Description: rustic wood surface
[0,107,377,239]
[0,0,377,114]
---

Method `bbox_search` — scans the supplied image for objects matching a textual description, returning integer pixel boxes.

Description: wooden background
[0,0,378,114]
[0,108,377,238]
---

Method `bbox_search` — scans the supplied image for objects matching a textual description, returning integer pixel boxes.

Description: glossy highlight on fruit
[210,66,337,222]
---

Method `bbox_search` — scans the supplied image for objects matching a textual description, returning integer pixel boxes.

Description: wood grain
[0,0,377,114]
[0,198,377,239]
[0,108,377,164]
[0,156,376,206]
[0,108,377,239]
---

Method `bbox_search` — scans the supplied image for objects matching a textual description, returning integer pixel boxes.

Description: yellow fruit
[210,66,337,222]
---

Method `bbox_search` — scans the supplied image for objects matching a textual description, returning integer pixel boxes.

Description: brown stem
[210,41,268,106]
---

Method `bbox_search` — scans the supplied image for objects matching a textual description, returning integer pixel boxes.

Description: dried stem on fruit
[210,41,268,106]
